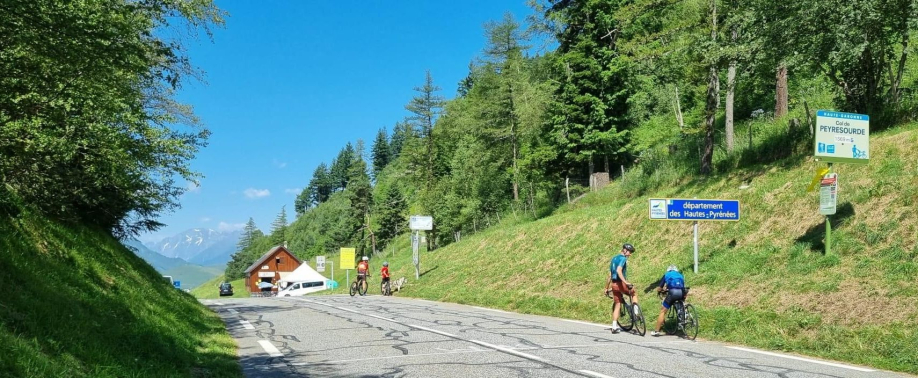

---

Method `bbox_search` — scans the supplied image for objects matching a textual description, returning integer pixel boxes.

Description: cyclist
[380,261,390,294]
[651,265,687,337]
[604,243,637,333]
[357,256,370,284]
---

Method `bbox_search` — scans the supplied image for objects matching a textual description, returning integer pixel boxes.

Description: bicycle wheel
[663,306,677,335]
[632,303,646,336]
[615,299,634,331]
[683,304,699,340]
[359,279,368,296]
[384,282,391,296]
[349,282,357,297]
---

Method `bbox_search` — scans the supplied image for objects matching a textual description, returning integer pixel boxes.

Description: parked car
[219,283,233,296]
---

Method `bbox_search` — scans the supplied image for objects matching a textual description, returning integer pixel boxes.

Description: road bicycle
[659,288,698,340]
[606,285,646,336]
[349,274,369,296]
[380,279,391,296]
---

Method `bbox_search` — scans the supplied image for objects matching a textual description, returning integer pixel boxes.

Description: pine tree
[236,217,259,252]
[376,185,407,248]
[346,142,373,254]
[371,128,391,179]
[405,71,444,191]
[269,206,288,245]
[329,143,355,191]
[389,120,414,160]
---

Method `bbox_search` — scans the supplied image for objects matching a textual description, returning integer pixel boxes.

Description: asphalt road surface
[203,295,909,378]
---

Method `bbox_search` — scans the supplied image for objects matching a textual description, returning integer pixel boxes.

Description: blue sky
[140,1,540,244]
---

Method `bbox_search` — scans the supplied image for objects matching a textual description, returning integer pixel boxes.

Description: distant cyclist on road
[651,265,687,337]
[357,256,369,282]
[381,261,390,287]
[604,243,637,333]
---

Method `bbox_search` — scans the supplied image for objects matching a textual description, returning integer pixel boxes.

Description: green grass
[377,123,918,374]
[190,275,248,299]
[0,199,242,378]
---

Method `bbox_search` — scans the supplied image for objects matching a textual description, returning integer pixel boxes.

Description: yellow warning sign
[339,248,355,270]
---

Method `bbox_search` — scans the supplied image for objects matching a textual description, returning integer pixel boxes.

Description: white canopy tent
[277,263,329,295]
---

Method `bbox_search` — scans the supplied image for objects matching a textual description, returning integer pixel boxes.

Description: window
[304,281,323,288]
[276,257,282,265]
[292,283,301,290]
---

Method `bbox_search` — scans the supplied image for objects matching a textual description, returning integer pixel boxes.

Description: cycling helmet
[622,243,635,253]
[383,261,389,267]
[667,265,679,272]
[362,256,369,261]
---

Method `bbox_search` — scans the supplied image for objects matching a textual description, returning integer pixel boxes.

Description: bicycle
[349,274,369,296]
[380,279,391,296]
[658,288,698,340]
[606,285,646,336]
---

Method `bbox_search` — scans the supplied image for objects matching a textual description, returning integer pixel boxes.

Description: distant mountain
[124,239,189,272]
[123,239,224,290]
[144,228,242,266]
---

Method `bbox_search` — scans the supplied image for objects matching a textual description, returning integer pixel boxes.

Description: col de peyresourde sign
[649,198,741,221]
[815,110,870,164]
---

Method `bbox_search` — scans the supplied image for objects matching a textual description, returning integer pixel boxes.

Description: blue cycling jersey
[660,270,685,289]
[610,254,628,281]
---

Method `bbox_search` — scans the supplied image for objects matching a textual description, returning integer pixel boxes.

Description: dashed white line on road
[258,340,283,357]
[470,340,544,361]
[226,309,238,314]
[560,319,610,329]
[579,370,616,378]
[240,320,255,330]
[727,346,875,372]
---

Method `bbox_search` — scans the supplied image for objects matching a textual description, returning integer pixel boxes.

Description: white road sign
[409,215,433,231]
[815,110,869,164]
[819,173,838,215]
[316,256,326,272]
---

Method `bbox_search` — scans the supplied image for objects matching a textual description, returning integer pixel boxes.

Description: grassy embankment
[376,124,918,373]
[0,198,242,378]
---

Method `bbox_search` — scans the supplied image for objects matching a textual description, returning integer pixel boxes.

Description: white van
[277,280,326,297]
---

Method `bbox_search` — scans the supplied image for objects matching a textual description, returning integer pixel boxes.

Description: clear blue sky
[140,1,540,244]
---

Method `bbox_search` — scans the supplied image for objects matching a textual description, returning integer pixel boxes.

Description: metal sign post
[409,215,433,280]
[814,110,867,255]
[649,198,741,273]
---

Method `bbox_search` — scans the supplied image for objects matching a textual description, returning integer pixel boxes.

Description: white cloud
[200,217,211,222]
[244,188,271,199]
[284,188,301,195]
[273,159,287,169]
[186,181,201,193]
[218,221,245,232]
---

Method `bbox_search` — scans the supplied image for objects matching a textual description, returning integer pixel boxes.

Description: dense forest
[0,1,913,279]
[225,0,918,278]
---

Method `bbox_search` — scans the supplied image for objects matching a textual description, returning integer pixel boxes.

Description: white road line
[258,340,283,357]
[470,340,544,361]
[580,370,616,378]
[471,306,512,314]
[294,349,486,365]
[366,313,396,322]
[226,309,238,315]
[727,346,875,372]
[239,320,255,330]
[560,319,609,329]
[409,324,457,338]
[213,302,224,306]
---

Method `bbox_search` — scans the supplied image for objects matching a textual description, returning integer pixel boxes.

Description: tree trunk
[726,28,737,153]
[604,155,609,173]
[673,85,685,130]
[775,64,788,118]
[702,66,718,175]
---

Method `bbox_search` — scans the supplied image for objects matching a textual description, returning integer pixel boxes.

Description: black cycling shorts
[663,288,686,309]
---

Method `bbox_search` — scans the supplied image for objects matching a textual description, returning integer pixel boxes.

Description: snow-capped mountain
[144,228,242,266]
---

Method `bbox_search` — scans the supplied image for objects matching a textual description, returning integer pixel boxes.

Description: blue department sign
[648,198,741,221]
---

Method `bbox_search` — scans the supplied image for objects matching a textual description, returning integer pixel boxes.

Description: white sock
[612,321,618,328]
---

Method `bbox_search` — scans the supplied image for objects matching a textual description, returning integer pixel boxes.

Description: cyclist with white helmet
[604,243,637,333]
[357,256,370,280]
[651,264,687,336]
